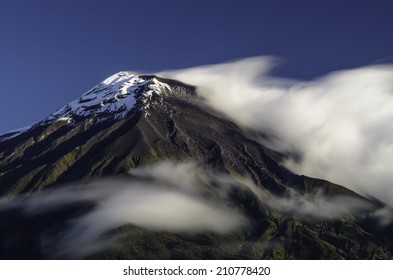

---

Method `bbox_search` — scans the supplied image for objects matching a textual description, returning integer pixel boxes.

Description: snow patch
[0,124,33,141]
[57,117,73,124]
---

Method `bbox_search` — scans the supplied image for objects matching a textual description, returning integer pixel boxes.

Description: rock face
[0,73,393,259]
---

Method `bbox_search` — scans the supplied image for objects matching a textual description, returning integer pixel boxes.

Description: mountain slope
[0,72,392,259]
[0,73,294,196]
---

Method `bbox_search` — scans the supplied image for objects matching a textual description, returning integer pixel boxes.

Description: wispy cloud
[163,57,393,206]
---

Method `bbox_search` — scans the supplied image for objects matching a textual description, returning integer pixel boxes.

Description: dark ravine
[0,73,393,259]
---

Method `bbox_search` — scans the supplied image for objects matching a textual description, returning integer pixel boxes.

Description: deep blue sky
[1,0,392,133]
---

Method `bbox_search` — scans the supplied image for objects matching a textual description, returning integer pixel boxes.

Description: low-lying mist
[0,162,248,258]
[1,161,391,258]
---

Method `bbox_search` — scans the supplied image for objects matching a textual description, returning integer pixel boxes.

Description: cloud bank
[162,57,393,206]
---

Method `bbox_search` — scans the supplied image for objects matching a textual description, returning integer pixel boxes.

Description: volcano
[0,72,392,259]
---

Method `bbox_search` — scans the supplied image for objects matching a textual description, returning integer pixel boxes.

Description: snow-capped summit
[49,72,171,123]
[0,72,174,141]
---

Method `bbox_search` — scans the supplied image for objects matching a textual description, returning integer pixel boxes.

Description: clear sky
[0,0,392,133]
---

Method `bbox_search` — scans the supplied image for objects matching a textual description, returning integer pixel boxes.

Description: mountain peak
[48,73,169,124]
[0,73,174,142]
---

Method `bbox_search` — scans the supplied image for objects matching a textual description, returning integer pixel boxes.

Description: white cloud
[162,57,393,206]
